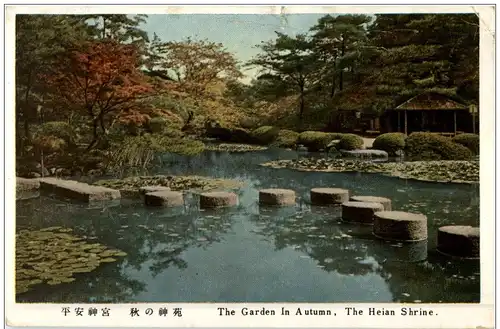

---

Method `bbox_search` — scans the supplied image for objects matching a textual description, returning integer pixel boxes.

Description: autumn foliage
[44,40,154,148]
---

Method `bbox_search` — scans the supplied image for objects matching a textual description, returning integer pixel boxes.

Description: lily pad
[16,228,127,294]
[100,257,117,263]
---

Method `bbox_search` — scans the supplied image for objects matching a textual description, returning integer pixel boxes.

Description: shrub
[405,132,473,160]
[298,131,343,152]
[251,126,280,145]
[163,128,184,138]
[34,121,76,147]
[452,133,479,155]
[148,117,168,133]
[372,133,407,156]
[147,117,185,136]
[239,117,259,130]
[272,129,300,148]
[32,135,67,153]
[337,134,364,151]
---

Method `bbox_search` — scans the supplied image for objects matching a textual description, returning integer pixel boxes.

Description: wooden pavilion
[379,92,475,136]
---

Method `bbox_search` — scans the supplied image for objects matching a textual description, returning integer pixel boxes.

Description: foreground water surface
[16,149,480,303]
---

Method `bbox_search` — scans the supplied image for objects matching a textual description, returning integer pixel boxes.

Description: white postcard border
[4,3,496,328]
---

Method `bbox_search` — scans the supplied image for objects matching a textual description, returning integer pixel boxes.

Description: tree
[333,14,479,114]
[248,32,320,120]
[405,14,479,102]
[83,14,149,43]
[43,40,154,151]
[150,37,243,97]
[310,14,372,95]
[15,15,94,153]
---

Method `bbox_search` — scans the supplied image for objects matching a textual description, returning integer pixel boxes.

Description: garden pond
[16,148,480,303]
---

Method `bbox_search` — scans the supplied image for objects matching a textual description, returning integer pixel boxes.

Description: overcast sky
[141,14,326,83]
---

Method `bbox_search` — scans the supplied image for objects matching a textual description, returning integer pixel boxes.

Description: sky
[141,14,326,83]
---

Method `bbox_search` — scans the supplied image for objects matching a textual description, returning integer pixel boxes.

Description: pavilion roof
[394,92,468,111]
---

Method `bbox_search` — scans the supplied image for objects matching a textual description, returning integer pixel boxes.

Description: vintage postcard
[5,3,495,328]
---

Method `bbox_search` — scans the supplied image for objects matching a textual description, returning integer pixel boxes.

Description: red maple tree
[44,40,154,150]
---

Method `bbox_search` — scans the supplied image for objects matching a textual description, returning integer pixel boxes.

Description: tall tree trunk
[22,73,33,146]
[86,117,100,151]
[339,35,345,92]
[299,82,305,121]
[330,60,336,98]
[102,17,106,39]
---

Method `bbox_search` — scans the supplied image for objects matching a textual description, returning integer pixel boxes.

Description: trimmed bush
[405,132,473,160]
[373,133,406,156]
[251,126,280,145]
[337,134,364,151]
[34,121,76,147]
[148,117,168,133]
[298,131,342,152]
[163,128,184,138]
[272,129,300,148]
[32,135,67,153]
[453,133,479,155]
[239,117,259,130]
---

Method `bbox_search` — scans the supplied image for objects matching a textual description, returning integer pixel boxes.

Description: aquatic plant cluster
[94,175,244,195]
[261,159,479,184]
[16,227,127,294]
[204,143,268,153]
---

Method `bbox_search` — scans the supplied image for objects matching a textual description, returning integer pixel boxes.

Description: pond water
[16,148,480,303]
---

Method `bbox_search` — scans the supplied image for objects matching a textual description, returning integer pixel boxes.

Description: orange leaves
[117,109,151,126]
[45,40,153,119]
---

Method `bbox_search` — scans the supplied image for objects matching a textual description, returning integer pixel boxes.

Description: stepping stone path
[350,196,392,211]
[144,191,184,207]
[259,189,296,206]
[199,191,238,209]
[139,185,171,195]
[39,177,120,203]
[310,188,350,205]
[342,201,385,224]
[437,225,480,259]
[373,211,428,242]
[16,177,40,192]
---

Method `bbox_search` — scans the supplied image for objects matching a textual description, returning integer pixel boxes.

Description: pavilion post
[473,112,476,134]
[453,110,457,135]
[404,110,408,135]
[397,111,401,132]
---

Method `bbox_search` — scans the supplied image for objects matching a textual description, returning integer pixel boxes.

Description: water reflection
[16,149,480,303]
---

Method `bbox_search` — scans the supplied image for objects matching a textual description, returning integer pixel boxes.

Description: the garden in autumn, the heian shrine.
[15,13,480,303]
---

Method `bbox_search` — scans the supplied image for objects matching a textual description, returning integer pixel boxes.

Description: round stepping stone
[342,201,384,224]
[373,211,428,242]
[350,196,392,211]
[310,188,350,205]
[437,225,479,259]
[200,192,238,209]
[259,189,296,206]
[139,185,170,195]
[144,191,183,207]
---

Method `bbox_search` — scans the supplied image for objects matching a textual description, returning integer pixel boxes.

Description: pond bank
[261,159,479,184]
